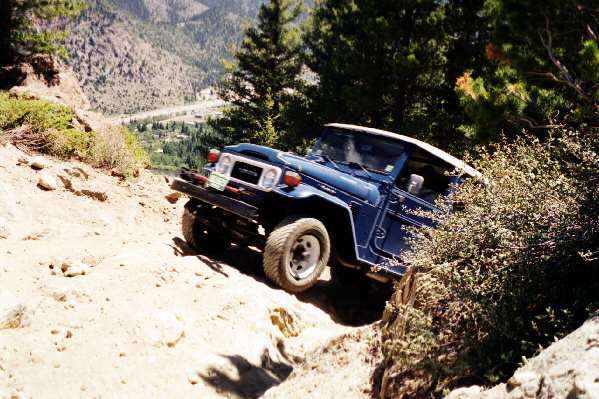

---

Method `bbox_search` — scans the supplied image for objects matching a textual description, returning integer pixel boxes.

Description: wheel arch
[264,189,360,265]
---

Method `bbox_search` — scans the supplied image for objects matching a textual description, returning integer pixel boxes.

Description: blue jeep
[171,123,478,293]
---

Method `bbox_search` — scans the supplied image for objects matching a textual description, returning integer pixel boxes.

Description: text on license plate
[207,172,230,191]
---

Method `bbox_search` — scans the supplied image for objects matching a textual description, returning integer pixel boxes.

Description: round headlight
[261,169,278,188]
[216,155,233,174]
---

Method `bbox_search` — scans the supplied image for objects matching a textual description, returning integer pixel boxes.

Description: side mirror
[406,174,424,195]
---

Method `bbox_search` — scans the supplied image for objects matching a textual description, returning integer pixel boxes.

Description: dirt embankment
[0,142,384,399]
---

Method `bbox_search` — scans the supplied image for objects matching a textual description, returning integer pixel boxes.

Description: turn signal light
[207,149,220,163]
[283,171,301,187]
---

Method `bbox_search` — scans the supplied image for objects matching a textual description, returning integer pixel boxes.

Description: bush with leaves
[379,129,599,398]
[0,92,149,175]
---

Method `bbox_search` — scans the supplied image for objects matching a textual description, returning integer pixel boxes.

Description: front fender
[270,184,360,263]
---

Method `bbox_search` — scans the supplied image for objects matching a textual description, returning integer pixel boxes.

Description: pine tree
[455,0,599,143]
[0,0,86,66]
[208,0,304,150]
[305,0,491,150]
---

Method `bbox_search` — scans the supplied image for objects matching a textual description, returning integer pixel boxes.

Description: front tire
[182,207,231,253]
[263,216,330,293]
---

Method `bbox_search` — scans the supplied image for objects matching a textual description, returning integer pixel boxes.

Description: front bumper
[170,178,258,220]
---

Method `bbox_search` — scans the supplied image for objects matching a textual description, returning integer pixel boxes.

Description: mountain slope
[56,0,265,115]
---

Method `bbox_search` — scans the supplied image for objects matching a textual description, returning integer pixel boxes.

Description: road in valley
[110,98,227,125]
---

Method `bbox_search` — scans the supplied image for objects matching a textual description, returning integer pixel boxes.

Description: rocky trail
[0,142,384,399]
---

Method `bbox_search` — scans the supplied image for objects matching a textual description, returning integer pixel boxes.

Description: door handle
[389,193,405,204]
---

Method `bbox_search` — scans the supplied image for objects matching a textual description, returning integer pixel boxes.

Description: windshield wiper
[319,155,341,171]
[348,161,373,178]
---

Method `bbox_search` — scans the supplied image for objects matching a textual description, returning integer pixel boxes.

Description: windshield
[309,128,406,175]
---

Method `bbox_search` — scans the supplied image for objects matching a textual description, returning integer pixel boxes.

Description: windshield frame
[308,127,407,176]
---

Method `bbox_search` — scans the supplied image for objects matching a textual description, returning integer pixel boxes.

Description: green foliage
[208,0,305,150]
[304,0,489,150]
[0,91,89,157]
[0,92,148,176]
[0,0,86,66]
[456,0,599,142]
[381,130,599,397]
[132,120,219,170]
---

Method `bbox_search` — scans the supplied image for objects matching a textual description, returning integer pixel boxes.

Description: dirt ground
[0,143,384,399]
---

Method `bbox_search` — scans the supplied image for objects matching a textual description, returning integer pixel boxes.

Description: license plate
[207,171,229,191]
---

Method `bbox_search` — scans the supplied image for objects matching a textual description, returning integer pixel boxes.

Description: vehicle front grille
[231,161,262,185]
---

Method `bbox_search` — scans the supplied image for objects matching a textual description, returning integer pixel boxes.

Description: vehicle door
[370,147,453,260]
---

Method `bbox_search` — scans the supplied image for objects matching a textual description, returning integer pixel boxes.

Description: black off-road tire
[263,216,330,294]
[182,207,231,253]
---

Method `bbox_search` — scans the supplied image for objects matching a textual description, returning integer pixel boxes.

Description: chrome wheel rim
[288,234,321,280]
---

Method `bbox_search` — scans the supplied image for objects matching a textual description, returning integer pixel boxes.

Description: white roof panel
[325,123,480,177]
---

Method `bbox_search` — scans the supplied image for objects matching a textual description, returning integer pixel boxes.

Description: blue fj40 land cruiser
[171,123,478,293]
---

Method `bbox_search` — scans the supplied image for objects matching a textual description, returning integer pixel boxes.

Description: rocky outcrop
[4,54,114,135]
[447,311,599,399]
[5,54,91,111]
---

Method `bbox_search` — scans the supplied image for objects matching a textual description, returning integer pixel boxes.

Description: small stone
[30,156,50,170]
[52,290,67,302]
[38,170,58,191]
[17,156,29,165]
[0,225,10,239]
[145,311,185,347]
[61,261,90,277]
[165,192,182,204]
[270,307,301,338]
[0,291,25,329]
[188,373,200,385]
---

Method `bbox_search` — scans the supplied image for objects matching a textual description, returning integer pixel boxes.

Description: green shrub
[89,126,150,176]
[0,91,90,156]
[380,130,599,398]
[0,91,149,176]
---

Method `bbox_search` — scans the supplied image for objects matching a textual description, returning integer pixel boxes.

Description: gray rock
[447,312,599,398]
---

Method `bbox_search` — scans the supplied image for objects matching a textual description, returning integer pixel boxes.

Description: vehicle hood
[226,143,381,204]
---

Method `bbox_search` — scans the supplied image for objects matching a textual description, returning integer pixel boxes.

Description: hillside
[53,0,266,115]
[0,139,386,398]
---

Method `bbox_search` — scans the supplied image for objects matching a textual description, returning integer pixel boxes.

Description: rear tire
[263,216,330,294]
[182,207,231,253]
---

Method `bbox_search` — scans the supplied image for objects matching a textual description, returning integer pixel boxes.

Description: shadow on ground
[171,237,391,326]
[199,349,293,399]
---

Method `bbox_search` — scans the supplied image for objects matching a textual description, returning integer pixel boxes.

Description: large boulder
[447,311,599,399]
